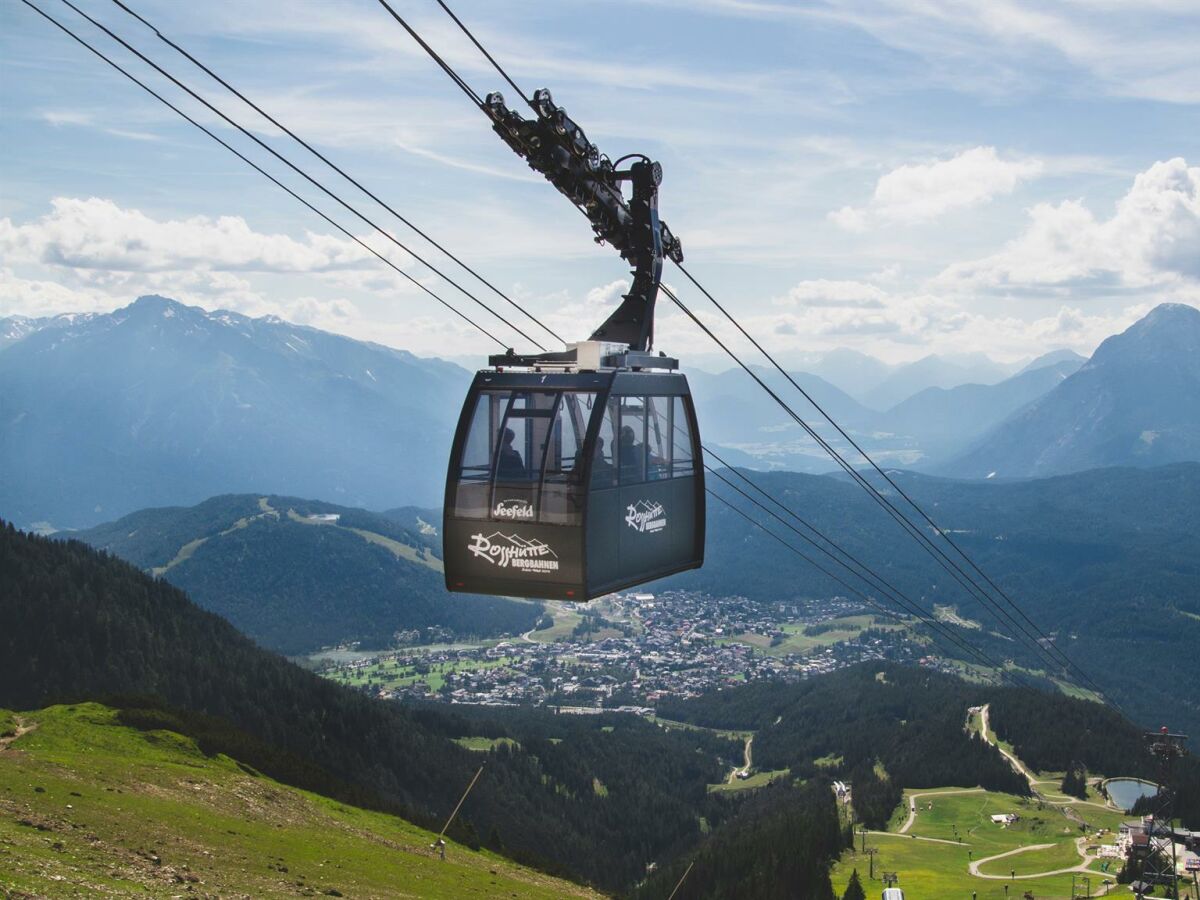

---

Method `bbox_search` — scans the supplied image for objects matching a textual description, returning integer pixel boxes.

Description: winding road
[864,705,1121,887]
[727,735,754,783]
[968,837,1102,880]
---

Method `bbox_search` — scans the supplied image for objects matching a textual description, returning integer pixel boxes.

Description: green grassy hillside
[0,703,601,898]
[76,494,540,654]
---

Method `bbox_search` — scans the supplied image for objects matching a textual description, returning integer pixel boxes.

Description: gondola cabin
[444,354,704,600]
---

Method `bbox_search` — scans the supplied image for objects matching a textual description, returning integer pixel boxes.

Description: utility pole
[865,847,878,880]
[433,763,485,859]
[881,871,897,888]
[665,861,694,900]
[1141,727,1188,897]
[860,826,869,853]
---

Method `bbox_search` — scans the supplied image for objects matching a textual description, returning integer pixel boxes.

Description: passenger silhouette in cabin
[496,427,526,480]
[618,424,643,482]
[589,435,614,486]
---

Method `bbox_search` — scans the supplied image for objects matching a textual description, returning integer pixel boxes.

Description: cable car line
[701,483,1019,688]
[31,0,1124,717]
[377,3,1126,716]
[16,0,507,354]
[107,0,565,348]
[669,265,1118,707]
[56,0,546,353]
[702,444,979,642]
[663,282,1124,713]
[702,464,1016,680]
[672,260,1099,691]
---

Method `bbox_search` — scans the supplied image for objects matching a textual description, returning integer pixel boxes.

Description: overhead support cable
[16,0,506,352]
[109,0,564,348]
[374,0,485,109]
[57,0,545,352]
[702,445,979,644]
[431,0,534,111]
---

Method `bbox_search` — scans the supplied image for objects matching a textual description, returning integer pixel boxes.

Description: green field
[525,602,584,642]
[0,704,600,898]
[707,769,790,794]
[327,654,517,693]
[833,787,1133,900]
[720,615,905,657]
[453,736,520,752]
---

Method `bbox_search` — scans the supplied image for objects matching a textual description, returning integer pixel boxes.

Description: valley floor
[0,704,602,898]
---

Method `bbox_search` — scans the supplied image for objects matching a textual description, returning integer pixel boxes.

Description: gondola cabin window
[672,396,694,477]
[454,389,596,525]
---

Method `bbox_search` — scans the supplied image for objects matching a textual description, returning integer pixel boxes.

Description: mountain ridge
[75,492,539,654]
[0,295,471,528]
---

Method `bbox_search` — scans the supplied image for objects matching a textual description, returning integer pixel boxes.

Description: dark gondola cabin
[444,89,704,599]
[444,365,704,600]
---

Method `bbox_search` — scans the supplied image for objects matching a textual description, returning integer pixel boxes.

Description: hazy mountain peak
[1016,348,1086,376]
[943,302,1200,479]
[1087,302,1200,370]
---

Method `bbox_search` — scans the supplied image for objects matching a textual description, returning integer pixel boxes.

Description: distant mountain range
[2,296,1197,530]
[943,303,1200,478]
[0,295,469,529]
[684,352,1085,473]
[75,493,538,654]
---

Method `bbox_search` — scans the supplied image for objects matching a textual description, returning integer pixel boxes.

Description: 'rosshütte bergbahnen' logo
[468,532,559,573]
[625,500,667,534]
[492,498,534,520]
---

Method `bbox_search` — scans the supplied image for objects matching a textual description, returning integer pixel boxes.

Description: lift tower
[1136,726,1189,898]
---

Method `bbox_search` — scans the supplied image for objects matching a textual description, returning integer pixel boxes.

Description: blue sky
[2,0,1199,364]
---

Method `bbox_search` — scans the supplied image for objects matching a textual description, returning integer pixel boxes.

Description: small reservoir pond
[1105,777,1158,811]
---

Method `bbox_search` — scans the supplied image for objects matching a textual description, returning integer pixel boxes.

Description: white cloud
[830,147,1043,230]
[0,197,375,275]
[775,279,888,308]
[938,157,1200,289]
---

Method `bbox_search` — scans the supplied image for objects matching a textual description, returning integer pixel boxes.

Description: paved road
[970,837,1101,880]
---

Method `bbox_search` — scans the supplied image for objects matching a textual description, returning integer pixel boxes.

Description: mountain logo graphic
[468,532,559,573]
[625,500,667,534]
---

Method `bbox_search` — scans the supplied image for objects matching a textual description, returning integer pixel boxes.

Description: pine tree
[842,868,866,900]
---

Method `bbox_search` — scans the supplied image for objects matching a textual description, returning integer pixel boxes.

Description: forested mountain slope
[660,664,1029,828]
[0,522,734,892]
[661,664,1200,830]
[76,494,537,654]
